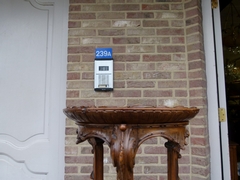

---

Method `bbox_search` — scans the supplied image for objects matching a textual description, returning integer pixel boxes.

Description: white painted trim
[202,0,223,179]
[50,0,68,179]
[212,2,231,180]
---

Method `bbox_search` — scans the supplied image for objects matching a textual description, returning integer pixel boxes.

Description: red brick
[113,37,140,44]
[65,127,77,135]
[189,98,206,107]
[173,72,187,79]
[186,25,203,35]
[142,4,169,10]
[112,4,140,11]
[127,29,155,36]
[113,55,140,62]
[157,45,185,53]
[173,54,186,61]
[80,166,92,173]
[186,7,201,18]
[191,127,207,136]
[143,72,171,79]
[189,60,205,70]
[184,0,199,9]
[114,63,125,71]
[82,20,111,28]
[65,146,78,155]
[171,20,184,27]
[127,81,155,88]
[156,12,183,19]
[144,165,167,174]
[191,137,208,146]
[127,99,157,107]
[143,54,171,61]
[67,73,80,80]
[82,37,110,44]
[98,29,125,36]
[135,156,158,164]
[69,13,96,20]
[69,29,96,36]
[81,54,95,62]
[69,0,95,3]
[143,90,172,97]
[191,166,210,177]
[188,51,204,61]
[112,46,126,53]
[68,46,95,54]
[158,80,187,88]
[143,20,169,27]
[189,79,206,88]
[97,12,125,19]
[172,37,185,44]
[82,5,110,11]
[186,16,201,26]
[114,72,141,80]
[179,165,190,173]
[157,28,184,35]
[133,175,158,180]
[68,38,80,45]
[68,55,80,62]
[127,45,155,53]
[96,99,126,107]
[192,156,209,166]
[178,155,190,164]
[113,90,141,97]
[65,166,78,173]
[144,146,167,154]
[65,175,90,180]
[100,0,124,2]
[127,12,154,19]
[82,72,94,79]
[65,156,93,164]
[156,63,186,71]
[69,5,81,11]
[171,3,183,10]
[175,90,188,97]
[66,99,95,107]
[142,37,170,44]
[189,89,206,97]
[67,63,93,71]
[112,20,141,27]
[68,21,81,28]
[81,90,111,98]
[126,63,155,70]
[67,90,80,98]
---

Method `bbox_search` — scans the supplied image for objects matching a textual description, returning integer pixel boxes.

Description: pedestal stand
[64,106,199,180]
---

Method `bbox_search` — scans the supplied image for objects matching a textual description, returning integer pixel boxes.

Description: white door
[0,0,68,179]
[202,0,231,179]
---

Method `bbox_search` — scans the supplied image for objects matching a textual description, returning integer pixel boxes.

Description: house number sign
[95,48,113,59]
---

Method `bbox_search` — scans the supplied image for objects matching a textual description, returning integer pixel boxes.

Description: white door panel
[0,0,68,179]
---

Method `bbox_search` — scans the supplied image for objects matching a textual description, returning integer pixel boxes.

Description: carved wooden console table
[63,106,199,180]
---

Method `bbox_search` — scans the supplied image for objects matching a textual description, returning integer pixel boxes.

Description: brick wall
[66,0,210,179]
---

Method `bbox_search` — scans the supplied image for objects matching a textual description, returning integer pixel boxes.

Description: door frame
[202,0,231,179]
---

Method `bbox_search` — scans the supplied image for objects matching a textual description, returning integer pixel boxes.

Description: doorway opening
[220,0,240,179]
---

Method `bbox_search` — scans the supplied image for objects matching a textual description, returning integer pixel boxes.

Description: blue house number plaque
[95,48,113,59]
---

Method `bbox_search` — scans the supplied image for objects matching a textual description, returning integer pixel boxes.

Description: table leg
[165,141,181,180]
[88,138,104,180]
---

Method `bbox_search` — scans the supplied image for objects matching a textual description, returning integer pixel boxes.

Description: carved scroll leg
[165,141,181,180]
[88,138,104,180]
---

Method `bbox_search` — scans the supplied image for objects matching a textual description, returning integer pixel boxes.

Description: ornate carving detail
[165,141,181,158]
[65,106,199,180]
[74,123,190,179]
